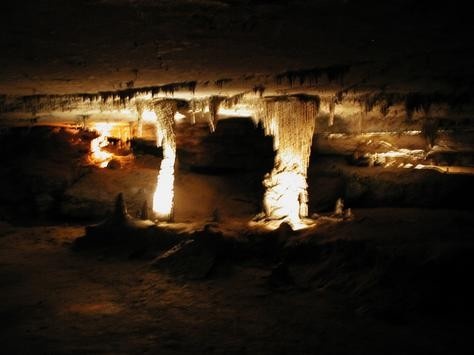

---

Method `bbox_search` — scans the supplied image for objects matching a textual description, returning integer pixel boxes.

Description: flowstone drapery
[254,96,319,226]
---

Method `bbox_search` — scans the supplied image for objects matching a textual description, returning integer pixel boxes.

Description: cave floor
[0,208,472,355]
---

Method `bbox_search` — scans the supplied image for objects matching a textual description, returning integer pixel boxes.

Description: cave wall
[0,119,274,222]
[1,113,473,225]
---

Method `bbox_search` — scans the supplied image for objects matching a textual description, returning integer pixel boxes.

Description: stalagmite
[254,96,319,228]
[334,198,344,217]
[152,100,177,221]
[113,192,129,222]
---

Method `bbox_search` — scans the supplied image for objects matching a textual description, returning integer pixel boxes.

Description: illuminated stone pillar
[152,100,177,221]
[256,96,319,226]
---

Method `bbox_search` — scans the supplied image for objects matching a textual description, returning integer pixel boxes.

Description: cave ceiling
[0,0,472,116]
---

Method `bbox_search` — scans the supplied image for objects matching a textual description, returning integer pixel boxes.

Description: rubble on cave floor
[1,207,473,354]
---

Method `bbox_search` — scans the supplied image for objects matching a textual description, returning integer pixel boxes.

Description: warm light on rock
[152,100,178,221]
[255,96,319,228]
[142,110,158,123]
[89,122,113,168]
[152,148,175,221]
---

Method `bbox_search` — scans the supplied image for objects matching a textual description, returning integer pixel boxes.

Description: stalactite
[256,95,319,175]
[187,81,198,94]
[325,65,350,85]
[222,92,246,109]
[276,68,322,87]
[254,95,319,226]
[159,81,197,96]
[253,85,265,97]
[118,89,135,107]
[328,96,336,127]
[17,94,85,114]
[7,81,198,114]
[189,98,208,124]
[379,94,394,116]
[405,93,439,120]
[359,93,378,114]
[275,65,350,87]
[99,91,114,103]
[208,96,225,132]
[215,78,232,89]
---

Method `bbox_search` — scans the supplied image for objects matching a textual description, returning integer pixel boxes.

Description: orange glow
[89,122,113,168]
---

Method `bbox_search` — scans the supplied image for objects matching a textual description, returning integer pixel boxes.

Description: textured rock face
[1,2,473,181]
[0,120,271,222]
[0,1,472,98]
[1,118,473,228]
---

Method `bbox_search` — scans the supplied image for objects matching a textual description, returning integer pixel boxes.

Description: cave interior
[1,1,473,354]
